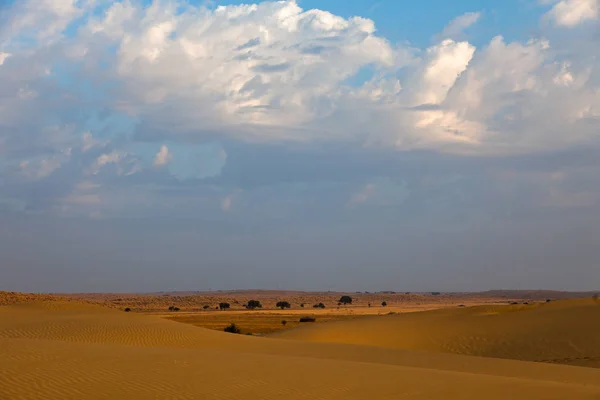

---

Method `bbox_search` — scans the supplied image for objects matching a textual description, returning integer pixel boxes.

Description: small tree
[219,302,230,310]
[224,323,241,334]
[168,305,176,311]
[276,301,291,310]
[247,300,262,309]
[300,303,305,308]
[339,295,352,305]
[381,301,387,307]
[313,302,325,309]
[124,307,131,312]
[173,307,180,311]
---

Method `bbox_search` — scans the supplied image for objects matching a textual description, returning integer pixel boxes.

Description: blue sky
[0,0,599,292]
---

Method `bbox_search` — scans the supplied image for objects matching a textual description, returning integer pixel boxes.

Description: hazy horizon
[1,0,600,293]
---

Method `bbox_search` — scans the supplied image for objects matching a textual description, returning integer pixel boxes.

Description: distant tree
[168,305,175,311]
[339,295,352,305]
[173,307,180,311]
[276,301,291,310]
[381,301,387,307]
[281,320,287,326]
[219,302,231,310]
[215,306,219,310]
[593,293,599,302]
[124,307,131,312]
[300,303,305,308]
[313,302,325,309]
[299,316,316,323]
[247,300,262,309]
[546,299,552,303]
[203,305,210,310]
[431,292,441,296]
[368,303,371,308]
[224,323,241,334]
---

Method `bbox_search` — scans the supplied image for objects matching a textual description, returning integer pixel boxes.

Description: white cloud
[545,0,598,27]
[0,0,597,158]
[0,53,10,66]
[1,0,600,216]
[437,12,481,41]
[153,145,172,167]
[221,195,233,212]
[348,183,375,206]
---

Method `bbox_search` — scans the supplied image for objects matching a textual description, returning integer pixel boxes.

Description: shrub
[173,307,180,311]
[339,295,352,305]
[276,301,291,310]
[368,303,371,308]
[224,323,241,334]
[593,293,599,302]
[313,303,325,309]
[300,303,305,308]
[203,305,210,310]
[219,302,231,310]
[124,307,131,312]
[458,304,465,308]
[281,320,287,326]
[381,301,387,307]
[299,317,316,323]
[168,306,176,311]
[431,292,441,296]
[247,300,262,309]
[545,299,552,303]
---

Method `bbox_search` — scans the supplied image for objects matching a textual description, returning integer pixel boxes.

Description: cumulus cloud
[348,184,376,206]
[0,0,599,216]
[437,12,481,41]
[153,145,172,167]
[544,0,598,27]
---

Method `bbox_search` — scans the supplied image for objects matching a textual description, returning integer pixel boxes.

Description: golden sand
[1,300,600,399]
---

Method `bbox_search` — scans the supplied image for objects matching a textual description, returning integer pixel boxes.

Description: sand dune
[274,299,600,368]
[2,301,600,399]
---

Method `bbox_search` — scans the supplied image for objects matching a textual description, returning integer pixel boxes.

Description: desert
[1,290,600,399]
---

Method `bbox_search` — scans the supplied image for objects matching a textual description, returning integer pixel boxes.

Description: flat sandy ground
[1,292,600,399]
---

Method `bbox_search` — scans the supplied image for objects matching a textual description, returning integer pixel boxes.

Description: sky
[0,0,599,293]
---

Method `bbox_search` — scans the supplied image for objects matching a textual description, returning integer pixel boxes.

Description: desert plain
[1,289,600,399]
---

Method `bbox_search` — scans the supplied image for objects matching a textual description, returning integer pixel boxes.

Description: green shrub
[276,301,291,310]
[247,300,262,309]
[224,323,241,334]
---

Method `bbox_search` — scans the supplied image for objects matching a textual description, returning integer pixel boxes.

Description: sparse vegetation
[246,300,262,309]
[299,316,316,323]
[276,301,291,310]
[223,323,241,334]
[339,295,352,305]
